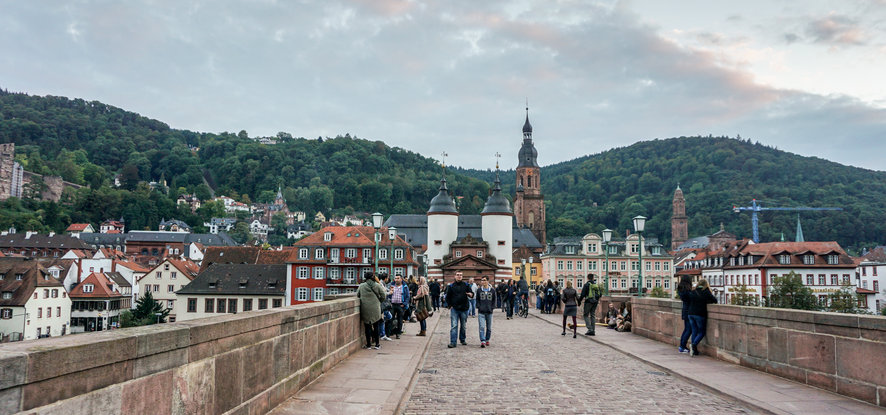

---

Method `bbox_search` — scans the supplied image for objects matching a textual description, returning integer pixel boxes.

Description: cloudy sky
[2,0,885,171]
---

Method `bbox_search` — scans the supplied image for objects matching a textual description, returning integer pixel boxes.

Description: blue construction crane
[732,199,842,243]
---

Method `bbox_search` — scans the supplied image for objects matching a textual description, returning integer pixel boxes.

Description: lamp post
[633,216,646,297]
[521,258,527,282]
[372,212,383,275]
[388,226,397,279]
[602,229,612,296]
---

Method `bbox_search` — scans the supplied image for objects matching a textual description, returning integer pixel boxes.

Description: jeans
[468,298,476,316]
[449,309,468,345]
[478,312,492,342]
[582,301,598,333]
[391,303,406,335]
[432,296,440,310]
[419,318,427,332]
[688,315,707,345]
[364,321,379,347]
[679,317,692,349]
[536,294,543,310]
[377,317,387,338]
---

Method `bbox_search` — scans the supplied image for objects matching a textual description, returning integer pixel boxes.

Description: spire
[482,156,511,215]
[428,176,457,214]
[522,102,533,135]
[795,214,804,242]
[518,105,538,168]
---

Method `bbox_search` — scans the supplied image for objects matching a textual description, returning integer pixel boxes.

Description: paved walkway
[268,312,442,415]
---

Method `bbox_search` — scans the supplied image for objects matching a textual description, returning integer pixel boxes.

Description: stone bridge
[0,296,884,414]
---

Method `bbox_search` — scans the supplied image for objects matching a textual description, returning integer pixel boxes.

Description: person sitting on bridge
[616,303,632,332]
[606,303,619,329]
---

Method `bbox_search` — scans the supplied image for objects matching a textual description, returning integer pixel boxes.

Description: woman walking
[413,276,433,336]
[677,275,693,354]
[357,273,386,349]
[560,280,579,338]
[505,280,517,319]
[688,278,718,356]
[543,280,555,314]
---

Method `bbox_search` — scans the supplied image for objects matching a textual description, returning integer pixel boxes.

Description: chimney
[48,231,55,237]
[25,231,36,239]
[77,258,83,284]
[626,230,630,238]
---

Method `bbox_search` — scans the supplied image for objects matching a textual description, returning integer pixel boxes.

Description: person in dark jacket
[676,275,693,354]
[475,277,496,348]
[543,280,556,314]
[445,271,473,348]
[687,278,718,356]
[497,282,507,311]
[429,279,441,311]
[505,279,517,319]
[560,280,579,338]
[580,274,602,336]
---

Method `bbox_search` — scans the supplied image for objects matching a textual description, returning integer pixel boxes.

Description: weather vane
[495,152,501,170]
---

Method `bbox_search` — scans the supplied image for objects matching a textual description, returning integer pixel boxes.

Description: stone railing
[632,297,886,407]
[0,296,361,414]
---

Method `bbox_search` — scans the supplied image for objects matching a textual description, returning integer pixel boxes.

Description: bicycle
[517,293,529,318]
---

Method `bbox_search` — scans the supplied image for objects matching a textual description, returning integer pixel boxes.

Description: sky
[2,0,885,171]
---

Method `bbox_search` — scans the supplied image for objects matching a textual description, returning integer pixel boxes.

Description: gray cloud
[805,14,868,46]
[0,1,884,172]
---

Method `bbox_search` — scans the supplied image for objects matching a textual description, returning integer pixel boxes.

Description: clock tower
[514,107,546,245]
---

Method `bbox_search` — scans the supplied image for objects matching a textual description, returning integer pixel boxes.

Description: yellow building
[512,246,544,288]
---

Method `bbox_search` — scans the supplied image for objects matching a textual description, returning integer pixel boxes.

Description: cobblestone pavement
[403,309,754,414]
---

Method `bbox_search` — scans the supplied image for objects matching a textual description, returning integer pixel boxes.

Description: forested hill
[463,136,886,252]
[0,90,491,239]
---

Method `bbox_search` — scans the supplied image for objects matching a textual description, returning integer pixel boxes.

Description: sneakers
[678,347,689,354]
[689,344,696,356]
[447,343,456,348]
[395,334,400,339]
[382,336,392,341]
[372,345,380,350]
[460,341,467,346]
[480,342,486,348]
[585,330,593,335]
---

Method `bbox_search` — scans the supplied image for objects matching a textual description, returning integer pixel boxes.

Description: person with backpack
[544,280,556,314]
[580,273,602,336]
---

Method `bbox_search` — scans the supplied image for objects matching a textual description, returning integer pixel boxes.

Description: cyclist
[517,276,529,317]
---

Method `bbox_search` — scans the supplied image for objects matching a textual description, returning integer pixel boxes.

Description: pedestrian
[497,281,507,311]
[429,278,441,311]
[544,280,555,314]
[407,275,419,322]
[561,280,579,338]
[476,277,496,348]
[468,277,478,317]
[445,271,473,348]
[517,276,529,314]
[387,275,411,339]
[357,273,386,349]
[505,279,517,319]
[553,281,562,313]
[414,276,433,336]
[580,273,602,336]
[535,282,544,311]
[676,275,693,354]
[687,278,718,356]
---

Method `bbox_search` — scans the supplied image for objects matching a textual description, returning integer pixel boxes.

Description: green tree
[230,221,253,244]
[129,291,170,326]
[826,283,870,314]
[194,183,212,201]
[767,272,819,311]
[730,284,759,306]
[649,286,668,298]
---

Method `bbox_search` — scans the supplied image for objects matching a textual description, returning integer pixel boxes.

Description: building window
[299,248,308,259]
[557,261,563,270]
[170,272,177,279]
[243,299,253,311]
[590,262,597,271]
[315,248,324,259]
[1,308,11,319]
[329,288,340,295]
[273,299,282,308]
[531,267,537,276]
[345,267,356,282]
[363,249,372,259]
[154,284,160,292]
[664,279,670,288]
[806,275,814,285]
[217,299,226,313]
[297,288,308,301]
[297,267,309,279]
[566,261,572,270]
[228,299,237,313]
[259,298,268,309]
[827,255,838,265]
[395,249,404,260]
[313,288,324,301]
[168,285,174,292]
[455,251,462,258]
[577,261,583,271]
[314,267,324,279]
[664,263,669,271]
[843,274,850,284]
[818,274,826,285]
[83,284,94,293]
[394,267,405,276]
[803,255,814,265]
[874,281,879,291]
[56,306,61,316]
[565,246,575,254]
[577,279,583,289]
[620,262,626,271]
[205,299,214,313]
[187,298,197,312]
[477,251,483,257]
[498,241,505,246]
[324,232,333,242]
[654,262,661,271]
[434,240,442,245]
[380,249,388,260]
[630,244,638,254]
[168,300,174,309]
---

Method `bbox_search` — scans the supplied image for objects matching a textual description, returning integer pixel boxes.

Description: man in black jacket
[580,273,602,336]
[445,271,473,348]
[429,279,441,311]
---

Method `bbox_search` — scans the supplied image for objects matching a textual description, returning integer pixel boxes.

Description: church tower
[514,107,546,245]
[671,185,688,250]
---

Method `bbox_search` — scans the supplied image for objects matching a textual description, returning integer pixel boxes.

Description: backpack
[546,287,555,297]
[586,284,601,302]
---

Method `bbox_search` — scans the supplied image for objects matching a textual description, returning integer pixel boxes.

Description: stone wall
[0,296,362,414]
[632,297,886,407]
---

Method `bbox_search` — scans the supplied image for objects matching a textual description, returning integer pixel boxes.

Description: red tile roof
[69,272,124,298]
[66,223,92,232]
[288,226,414,263]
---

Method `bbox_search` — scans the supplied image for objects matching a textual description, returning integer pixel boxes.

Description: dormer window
[803,255,814,265]
[324,232,333,242]
[394,249,404,260]
[239,280,248,288]
[778,255,790,265]
[565,246,575,254]
[827,255,838,265]
[15,274,23,280]
[82,284,94,293]
[299,248,309,259]
[208,281,217,289]
[268,280,277,288]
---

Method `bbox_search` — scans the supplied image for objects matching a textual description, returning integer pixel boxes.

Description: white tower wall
[482,214,513,282]
[427,214,458,277]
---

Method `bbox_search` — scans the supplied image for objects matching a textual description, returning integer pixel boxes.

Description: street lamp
[521,258,527,282]
[372,212,384,275]
[633,216,646,297]
[602,229,612,296]
[388,226,397,279]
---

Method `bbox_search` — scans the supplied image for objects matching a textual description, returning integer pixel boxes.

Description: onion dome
[428,177,458,214]
[481,172,512,215]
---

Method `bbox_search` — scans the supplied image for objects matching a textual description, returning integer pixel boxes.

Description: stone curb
[394,312,444,415]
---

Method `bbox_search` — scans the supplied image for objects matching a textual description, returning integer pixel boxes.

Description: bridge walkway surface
[271,307,883,414]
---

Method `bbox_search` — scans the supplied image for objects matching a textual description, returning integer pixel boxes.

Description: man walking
[429,279,441,311]
[387,275,410,339]
[517,276,529,316]
[580,273,602,336]
[445,271,473,348]
[476,277,496,348]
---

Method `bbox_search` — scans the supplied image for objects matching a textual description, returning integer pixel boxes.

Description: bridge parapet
[0,296,361,414]
[632,297,886,408]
